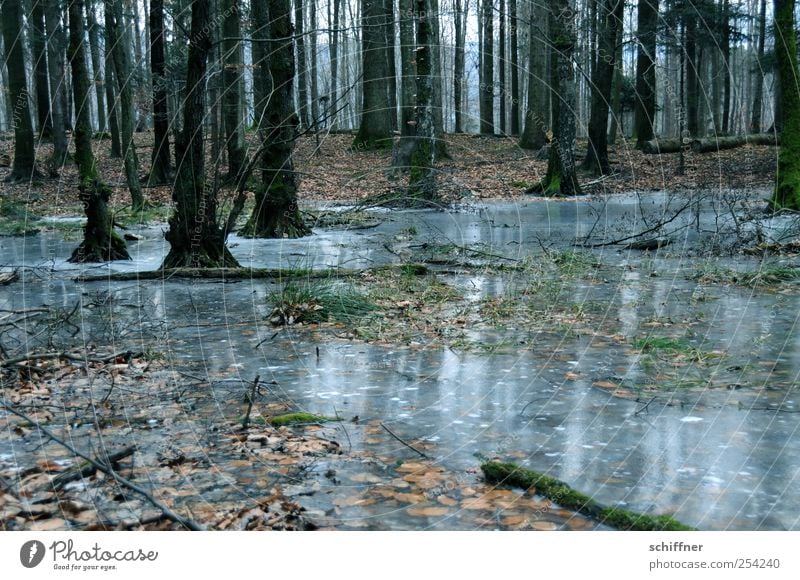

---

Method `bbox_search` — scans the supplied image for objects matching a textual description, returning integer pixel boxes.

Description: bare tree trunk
[583,0,623,175]
[1,0,37,180]
[67,0,130,263]
[685,15,700,136]
[509,0,519,135]
[31,1,52,137]
[399,0,415,136]
[519,2,547,149]
[479,0,494,134]
[384,0,397,131]
[330,0,341,128]
[721,0,731,133]
[295,0,309,128]
[499,0,506,134]
[311,0,321,130]
[408,0,437,200]
[534,0,580,196]
[222,0,246,180]
[148,0,171,184]
[241,0,311,238]
[104,23,122,158]
[354,0,392,148]
[453,0,465,133]
[86,0,107,134]
[634,0,658,145]
[45,0,68,164]
[750,0,767,132]
[163,0,239,268]
[106,0,144,208]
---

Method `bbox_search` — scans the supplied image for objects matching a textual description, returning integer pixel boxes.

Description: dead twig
[333,405,351,453]
[634,397,658,416]
[242,375,260,430]
[0,402,204,531]
[380,422,429,459]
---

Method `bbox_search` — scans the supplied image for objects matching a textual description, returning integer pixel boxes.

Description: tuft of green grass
[0,198,40,236]
[741,266,800,286]
[635,336,692,353]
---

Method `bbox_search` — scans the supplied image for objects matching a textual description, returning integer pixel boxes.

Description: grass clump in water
[635,336,692,353]
[268,281,377,325]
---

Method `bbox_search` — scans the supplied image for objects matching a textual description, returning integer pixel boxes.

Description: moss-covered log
[481,461,695,531]
[76,263,430,282]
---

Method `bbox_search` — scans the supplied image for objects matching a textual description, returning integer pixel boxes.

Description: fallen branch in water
[0,402,204,531]
[0,350,135,368]
[380,423,429,459]
[75,267,354,282]
[52,445,137,489]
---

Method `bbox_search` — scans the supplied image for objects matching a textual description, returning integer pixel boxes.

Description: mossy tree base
[68,180,131,263]
[240,191,311,239]
[482,461,695,531]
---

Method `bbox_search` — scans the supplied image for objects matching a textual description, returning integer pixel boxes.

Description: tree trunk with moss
[106,0,144,209]
[772,0,800,209]
[66,0,129,263]
[1,0,37,181]
[407,0,437,202]
[162,0,239,268]
[240,0,311,239]
[582,0,623,175]
[531,0,581,196]
[353,0,392,149]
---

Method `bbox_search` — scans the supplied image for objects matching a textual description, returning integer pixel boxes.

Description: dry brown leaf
[406,506,450,517]
[29,518,68,531]
[394,492,426,504]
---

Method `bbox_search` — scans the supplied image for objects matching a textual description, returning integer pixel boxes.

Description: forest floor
[1,131,796,531]
[0,131,780,222]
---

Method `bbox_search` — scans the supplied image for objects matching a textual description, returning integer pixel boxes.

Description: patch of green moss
[481,461,695,531]
[268,413,333,426]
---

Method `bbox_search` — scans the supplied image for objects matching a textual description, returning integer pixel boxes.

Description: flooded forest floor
[1,134,800,531]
